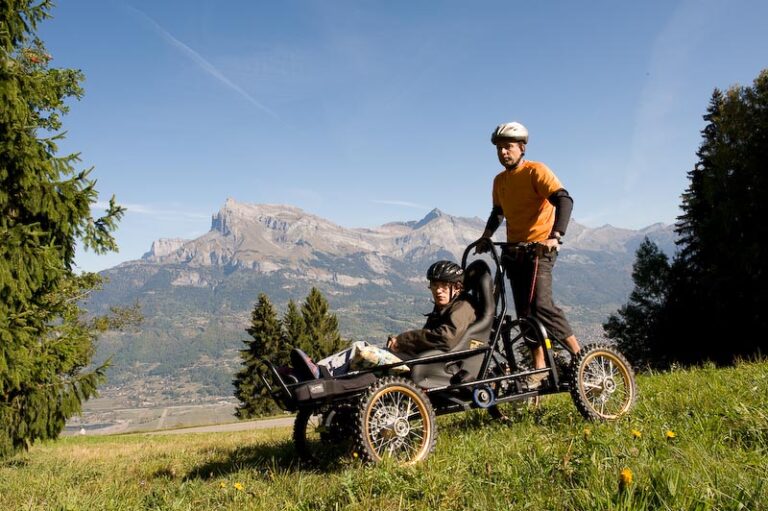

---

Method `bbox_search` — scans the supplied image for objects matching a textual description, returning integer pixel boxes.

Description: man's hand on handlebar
[474,236,493,254]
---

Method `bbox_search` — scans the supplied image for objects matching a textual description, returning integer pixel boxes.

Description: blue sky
[37,0,768,272]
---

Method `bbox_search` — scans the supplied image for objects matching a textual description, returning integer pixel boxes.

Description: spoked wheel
[294,406,354,464]
[570,344,637,420]
[354,376,436,464]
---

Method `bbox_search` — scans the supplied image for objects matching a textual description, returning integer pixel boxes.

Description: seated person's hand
[386,335,399,352]
[474,236,493,254]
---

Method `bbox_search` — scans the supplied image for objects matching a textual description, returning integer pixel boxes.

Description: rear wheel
[570,344,637,421]
[294,406,353,464]
[353,376,436,464]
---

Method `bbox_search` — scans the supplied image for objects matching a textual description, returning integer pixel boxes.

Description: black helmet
[426,260,464,283]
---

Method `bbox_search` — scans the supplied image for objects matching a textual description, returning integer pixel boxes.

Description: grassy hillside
[2,361,766,510]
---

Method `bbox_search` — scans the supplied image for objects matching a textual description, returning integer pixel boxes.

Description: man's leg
[531,335,579,370]
[531,344,546,368]
[562,334,580,354]
[527,253,580,386]
[505,254,548,388]
[531,253,577,344]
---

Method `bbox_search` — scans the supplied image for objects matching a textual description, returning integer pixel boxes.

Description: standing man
[477,121,580,388]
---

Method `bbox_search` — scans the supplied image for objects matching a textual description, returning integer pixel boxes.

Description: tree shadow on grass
[183,440,350,480]
[0,457,30,468]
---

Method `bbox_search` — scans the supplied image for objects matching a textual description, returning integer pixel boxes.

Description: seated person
[310,260,476,377]
[387,260,476,360]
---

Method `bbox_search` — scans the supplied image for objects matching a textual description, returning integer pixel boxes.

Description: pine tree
[610,70,768,368]
[300,288,348,359]
[0,2,124,458]
[233,294,283,418]
[668,70,768,364]
[282,299,308,354]
[603,239,670,368]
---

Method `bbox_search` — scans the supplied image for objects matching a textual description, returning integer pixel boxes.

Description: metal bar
[423,367,550,394]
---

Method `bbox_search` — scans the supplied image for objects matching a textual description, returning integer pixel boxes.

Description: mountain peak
[211,200,309,235]
[142,238,189,260]
[639,222,669,233]
[414,208,445,229]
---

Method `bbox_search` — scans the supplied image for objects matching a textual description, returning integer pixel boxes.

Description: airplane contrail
[127,5,284,123]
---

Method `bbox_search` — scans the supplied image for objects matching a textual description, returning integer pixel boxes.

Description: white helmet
[491,122,529,145]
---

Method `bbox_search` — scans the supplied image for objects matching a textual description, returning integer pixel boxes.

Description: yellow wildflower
[619,467,633,492]
[583,427,592,440]
[219,482,227,489]
[353,451,359,458]
[665,430,676,440]
[631,429,642,438]
[233,482,244,491]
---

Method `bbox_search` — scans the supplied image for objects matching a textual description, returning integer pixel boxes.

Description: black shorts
[502,248,574,342]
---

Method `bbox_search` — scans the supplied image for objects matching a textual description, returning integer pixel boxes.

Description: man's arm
[481,205,504,239]
[547,189,573,237]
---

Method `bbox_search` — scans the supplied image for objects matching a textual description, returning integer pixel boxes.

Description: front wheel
[353,376,437,464]
[570,344,637,421]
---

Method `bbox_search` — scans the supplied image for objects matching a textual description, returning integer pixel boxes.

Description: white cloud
[623,0,719,192]
[93,201,209,221]
[372,200,431,210]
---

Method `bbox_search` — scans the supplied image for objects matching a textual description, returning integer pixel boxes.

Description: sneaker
[525,372,549,390]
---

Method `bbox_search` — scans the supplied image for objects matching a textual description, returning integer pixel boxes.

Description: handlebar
[462,240,559,269]
[462,239,501,269]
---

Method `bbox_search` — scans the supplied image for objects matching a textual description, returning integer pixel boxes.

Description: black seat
[411,259,496,388]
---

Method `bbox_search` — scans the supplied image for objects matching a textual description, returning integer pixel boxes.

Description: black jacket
[395,297,476,356]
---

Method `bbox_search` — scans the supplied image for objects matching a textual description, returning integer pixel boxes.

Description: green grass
[2,361,767,510]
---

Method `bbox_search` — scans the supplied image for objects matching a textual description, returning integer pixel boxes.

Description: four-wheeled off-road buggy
[259,241,637,465]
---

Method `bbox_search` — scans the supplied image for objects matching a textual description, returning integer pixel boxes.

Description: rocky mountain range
[90,198,676,400]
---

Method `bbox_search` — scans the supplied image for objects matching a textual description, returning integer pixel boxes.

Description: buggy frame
[258,241,637,464]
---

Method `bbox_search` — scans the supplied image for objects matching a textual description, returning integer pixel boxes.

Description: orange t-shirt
[491,160,563,243]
